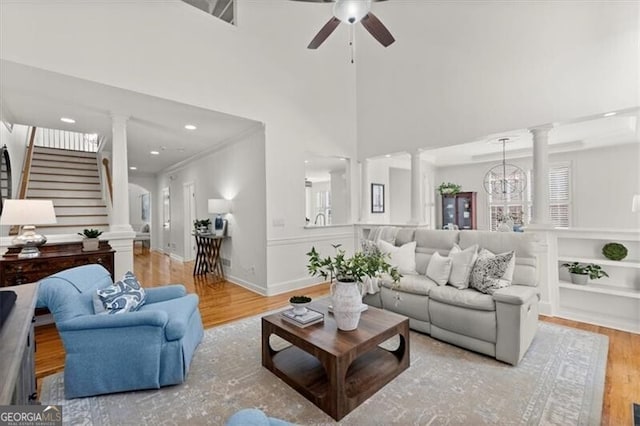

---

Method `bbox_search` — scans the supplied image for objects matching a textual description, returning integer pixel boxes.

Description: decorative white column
[410,150,423,224]
[110,114,133,232]
[530,125,553,226]
[360,159,370,222]
[107,114,134,278]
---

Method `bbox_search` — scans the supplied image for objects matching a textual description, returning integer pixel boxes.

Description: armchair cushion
[138,293,199,341]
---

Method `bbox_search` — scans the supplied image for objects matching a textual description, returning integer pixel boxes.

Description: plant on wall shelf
[561,262,608,285]
[602,242,628,261]
[437,182,462,195]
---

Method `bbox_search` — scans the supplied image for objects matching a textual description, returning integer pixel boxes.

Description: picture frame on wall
[371,183,385,213]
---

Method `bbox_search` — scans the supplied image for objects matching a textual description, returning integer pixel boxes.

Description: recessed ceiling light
[603,112,616,117]
[304,160,309,164]
[385,154,391,158]
[60,117,75,124]
[184,124,197,130]
[129,166,137,170]
[150,151,160,155]
[340,157,347,161]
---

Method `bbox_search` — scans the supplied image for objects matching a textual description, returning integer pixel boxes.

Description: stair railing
[102,158,113,203]
[9,127,37,235]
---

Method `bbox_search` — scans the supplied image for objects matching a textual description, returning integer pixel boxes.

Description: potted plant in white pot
[306,244,401,331]
[78,228,103,251]
[561,262,608,285]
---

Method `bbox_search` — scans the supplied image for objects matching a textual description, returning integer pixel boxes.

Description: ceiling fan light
[333,0,372,24]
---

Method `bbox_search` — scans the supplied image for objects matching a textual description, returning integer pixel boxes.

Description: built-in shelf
[558,256,640,269]
[558,280,640,299]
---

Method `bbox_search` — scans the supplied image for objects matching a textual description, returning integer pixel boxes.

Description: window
[488,163,570,230]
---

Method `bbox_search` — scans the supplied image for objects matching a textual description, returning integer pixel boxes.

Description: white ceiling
[1,60,637,174]
[0,60,260,175]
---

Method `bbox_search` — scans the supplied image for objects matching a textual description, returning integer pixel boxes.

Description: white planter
[331,280,363,331]
[82,238,99,251]
[570,273,588,285]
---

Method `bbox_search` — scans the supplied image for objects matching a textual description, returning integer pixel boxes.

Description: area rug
[41,314,608,425]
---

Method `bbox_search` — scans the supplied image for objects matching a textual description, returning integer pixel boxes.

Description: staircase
[27,146,109,235]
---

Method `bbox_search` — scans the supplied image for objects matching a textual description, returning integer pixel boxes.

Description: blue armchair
[37,264,204,399]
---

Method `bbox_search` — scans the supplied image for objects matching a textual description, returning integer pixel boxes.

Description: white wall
[0,1,358,293]
[389,167,410,223]
[356,1,639,159]
[128,183,149,231]
[434,143,640,230]
[156,127,267,291]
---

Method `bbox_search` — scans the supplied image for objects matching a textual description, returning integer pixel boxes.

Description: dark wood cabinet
[441,192,477,230]
[0,241,114,287]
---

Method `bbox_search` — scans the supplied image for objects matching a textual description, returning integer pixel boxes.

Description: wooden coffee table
[261,300,410,421]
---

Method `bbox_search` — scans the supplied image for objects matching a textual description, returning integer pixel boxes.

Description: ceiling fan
[293,0,395,49]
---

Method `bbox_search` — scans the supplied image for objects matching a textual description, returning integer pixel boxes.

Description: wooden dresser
[0,241,115,287]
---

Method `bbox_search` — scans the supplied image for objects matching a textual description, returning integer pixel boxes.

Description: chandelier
[482,138,526,199]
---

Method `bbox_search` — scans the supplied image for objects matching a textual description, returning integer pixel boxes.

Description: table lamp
[1,199,57,258]
[208,199,231,236]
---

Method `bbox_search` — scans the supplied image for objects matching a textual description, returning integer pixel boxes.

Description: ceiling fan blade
[307,17,341,49]
[360,12,395,47]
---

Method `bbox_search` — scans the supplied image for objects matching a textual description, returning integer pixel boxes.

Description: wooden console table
[0,282,38,404]
[193,233,226,280]
[0,241,115,287]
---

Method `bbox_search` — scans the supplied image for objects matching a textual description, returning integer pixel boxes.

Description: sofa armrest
[492,285,540,305]
[144,284,187,304]
[58,310,168,331]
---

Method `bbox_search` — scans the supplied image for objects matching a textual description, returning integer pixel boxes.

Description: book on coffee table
[281,307,324,327]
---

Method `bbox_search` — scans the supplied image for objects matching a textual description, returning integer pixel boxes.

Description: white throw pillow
[426,252,453,286]
[448,244,478,289]
[377,239,417,275]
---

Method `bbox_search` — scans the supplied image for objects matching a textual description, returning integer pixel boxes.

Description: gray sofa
[363,227,540,366]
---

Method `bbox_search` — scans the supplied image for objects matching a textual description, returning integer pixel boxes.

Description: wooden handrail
[102,158,113,203]
[17,126,37,200]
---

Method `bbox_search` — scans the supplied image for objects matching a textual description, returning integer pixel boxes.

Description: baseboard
[169,253,184,262]
[225,274,268,296]
[265,276,325,296]
[538,301,553,316]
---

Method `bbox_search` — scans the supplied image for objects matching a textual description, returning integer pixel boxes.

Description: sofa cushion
[448,244,478,289]
[459,231,538,286]
[426,252,453,286]
[380,274,438,296]
[96,271,147,315]
[378,239,417,275]
[429,286,496,311]
[469,249,515,294]
[414,229,459,275]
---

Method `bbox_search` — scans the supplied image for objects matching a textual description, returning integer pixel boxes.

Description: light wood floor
[35,249,638,425]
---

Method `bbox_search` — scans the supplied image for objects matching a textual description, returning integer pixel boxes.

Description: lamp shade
[208,199,231,214]
[1,199,57,225]
[633,194,640,213]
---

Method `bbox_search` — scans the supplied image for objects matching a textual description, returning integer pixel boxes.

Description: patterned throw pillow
[96,271,147,315]
[469,249,515,295]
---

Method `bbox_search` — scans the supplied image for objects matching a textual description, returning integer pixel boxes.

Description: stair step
[29,166,99,177]
[27,189,103,198]
[43,198,107,207]
[29,173,100,184]
[54,206,108,215]
[34,147,98,159]
[52,215,109,226]
[37,225,109,235]
[31,159,98,170]
[28,181,101,191]
[32,153,97,165]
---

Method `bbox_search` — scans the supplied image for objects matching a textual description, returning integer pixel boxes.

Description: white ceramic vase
[331,280,363,331]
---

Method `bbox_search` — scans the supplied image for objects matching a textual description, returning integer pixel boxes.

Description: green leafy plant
[437,182,462,195]
[306,244,401,284]
[561,262,609,280]
[289,295,312,304]
[602,242,628,261]
[78,229,102,239]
